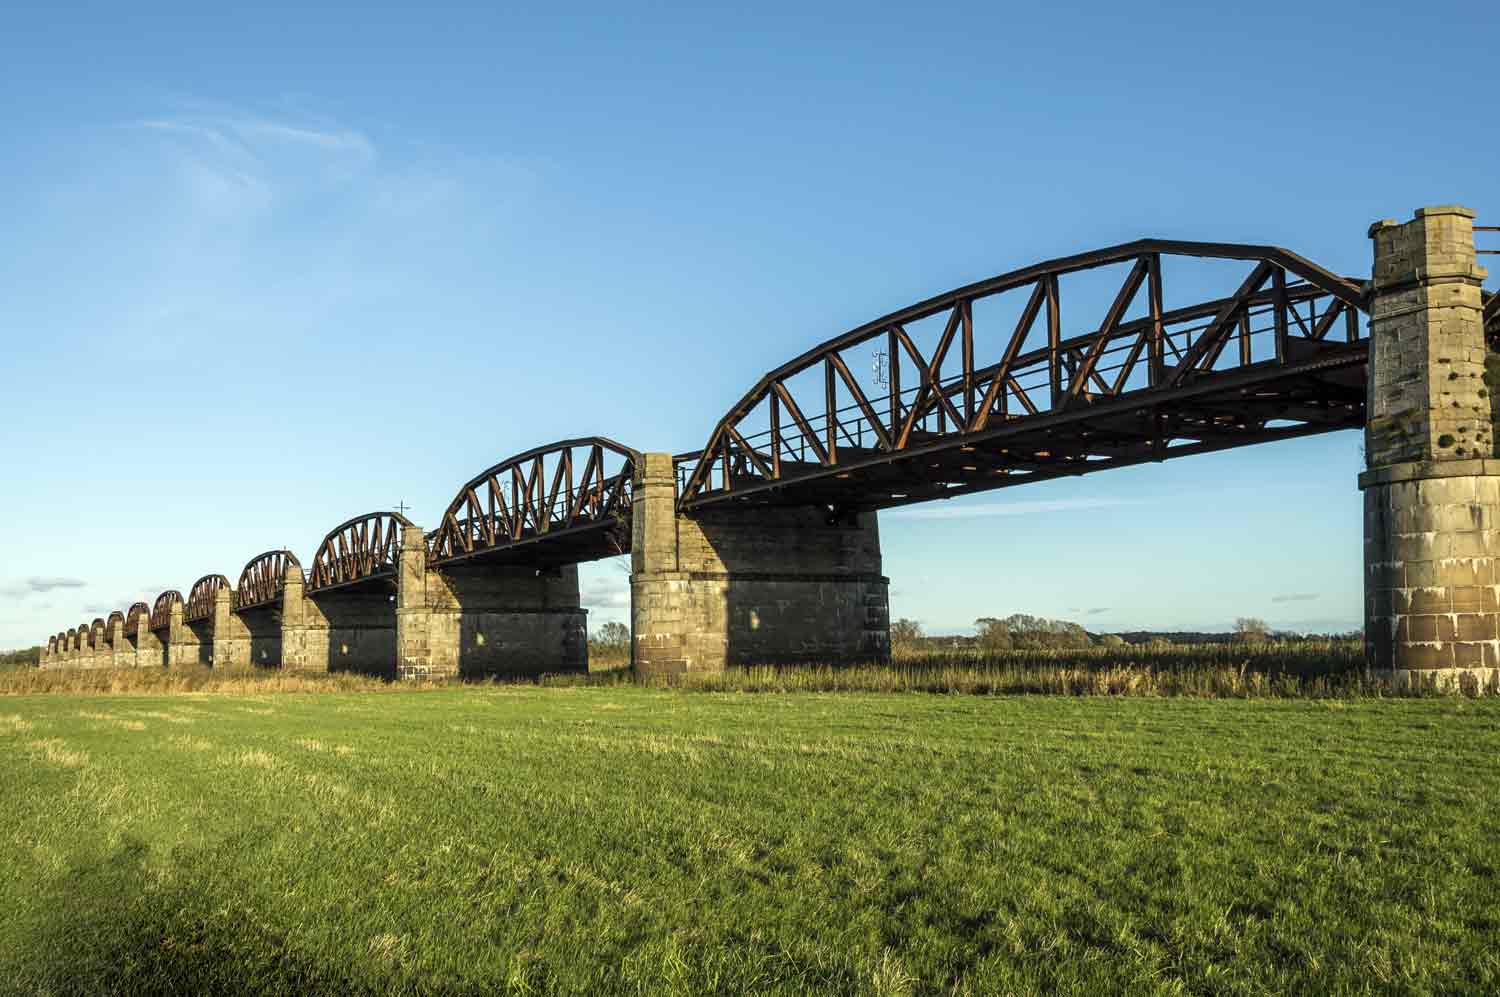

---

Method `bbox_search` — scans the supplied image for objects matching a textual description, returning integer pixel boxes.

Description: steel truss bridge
[50,236,1500,651]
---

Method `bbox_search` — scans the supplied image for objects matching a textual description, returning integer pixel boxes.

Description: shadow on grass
[4,838,382,997]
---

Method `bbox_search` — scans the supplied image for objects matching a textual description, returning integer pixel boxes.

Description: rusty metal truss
[308,512,413,594]
[678,240,1369,512]
[106,611,124,639]
[428,438,639,568]
[63,629,74,651]
[185,574,231,623]
[150,592,182,631]
[126,602,150,633]
[236,550,302,611]
[87,619,103,646]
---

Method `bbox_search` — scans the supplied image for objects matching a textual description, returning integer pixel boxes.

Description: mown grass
[3,686,1500,994]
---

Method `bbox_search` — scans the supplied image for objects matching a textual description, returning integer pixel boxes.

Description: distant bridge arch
[236,551,302,612]
[185,574,231,623]
[150,591,182,631]
[428,437,639,568]
[308,511,413,594]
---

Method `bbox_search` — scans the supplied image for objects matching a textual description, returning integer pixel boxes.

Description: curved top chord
[150,591,182,631]
[308,511,413,593]
[429,437,640,567]
[126,602,150,632]
[235,550,302,611]
[678,239,1369,512]
[185,574,231,623]
[106,611,124,636]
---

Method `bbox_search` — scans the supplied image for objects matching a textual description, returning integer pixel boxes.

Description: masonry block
[630,453,891,676]
[1362,204,1500,686]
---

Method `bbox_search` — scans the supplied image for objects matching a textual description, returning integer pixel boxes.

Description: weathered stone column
[164,599,194,669]
[106,617,127,667]
[396,526,433,679]
[133,616,163,668]
[88,622,105,669]
[1361,205,1499,689]
[211,587,251,668]
[278,564,317,671]
[630,452,891,676]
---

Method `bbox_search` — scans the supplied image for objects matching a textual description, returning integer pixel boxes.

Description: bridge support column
[106,618,127,667]
[395,526,587,680]
[88,622,105,669]
[132,618,163,668]
[1361,205,1500,690]
[630,453,890,677]
[211,588,251,668]
[285,588,399,677]
[165,601,204,669]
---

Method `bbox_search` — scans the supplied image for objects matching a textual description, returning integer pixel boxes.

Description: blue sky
[2,1,1496,649]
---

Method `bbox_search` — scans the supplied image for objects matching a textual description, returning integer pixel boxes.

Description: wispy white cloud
[581,574,630,609]
[1271,593,1320,603]
[0,577,86,598]
[886,497,1136,521]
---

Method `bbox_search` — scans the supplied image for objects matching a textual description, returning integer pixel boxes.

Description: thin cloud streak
[1271,593,1321,603]
[0,577,87,598]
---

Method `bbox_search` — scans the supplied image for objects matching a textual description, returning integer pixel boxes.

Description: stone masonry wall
[1362,205,1499,689]
[632,452,891,676]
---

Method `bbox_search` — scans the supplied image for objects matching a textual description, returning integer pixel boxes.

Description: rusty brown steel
[149,592,182,631]
[677,240,1368,512]
[184,574,231,622]
[235,550,302,611]
[429,438,640,567]
[126,602,150,633]
[106,611,124,640]
[308,511,414,593]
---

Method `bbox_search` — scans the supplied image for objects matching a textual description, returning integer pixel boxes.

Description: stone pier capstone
[1361,205,1499,689]
[630,452,891,676]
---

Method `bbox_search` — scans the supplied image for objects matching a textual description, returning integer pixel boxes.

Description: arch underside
[308,512,412,594]
[679,240,1371,512]
[428,438,638,569]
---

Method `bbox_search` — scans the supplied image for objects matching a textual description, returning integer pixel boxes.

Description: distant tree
[1234,617,1270,643]
[0,646,41,668]
[890,618,924,647]
[592,622,630,650]
[1097,634,1126,648]
[974,617,1012,651]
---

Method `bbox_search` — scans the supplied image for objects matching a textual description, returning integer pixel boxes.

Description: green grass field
[3,686,1499,995]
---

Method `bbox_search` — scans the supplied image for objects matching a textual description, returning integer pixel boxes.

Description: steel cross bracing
[184,574,231,623]
[428,438,639,569]
[308,511,413,594]
[677,240,1373,513]
[149,591,182,632]
[125,602,149,633]
[235,550,302,612]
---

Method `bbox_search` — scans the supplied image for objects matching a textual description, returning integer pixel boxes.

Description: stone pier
[630,453,891,676]
[131,614,164,668]
[282,579,400,677]
[1362,205,1500,689]
[395,526,587,680]
[210,587,252,668]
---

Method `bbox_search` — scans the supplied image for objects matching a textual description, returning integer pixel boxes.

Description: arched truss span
[236,550,302,611]
[678,240,1370,512]
[428,438,640,567]
[150,591,182,632]
[308,512,413,594]
[64,629,76,651]
[88,619,104,647]
[185,575,231,623]
[126,602,150,633]
[106,611,124,639]
[47,636,56,655]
